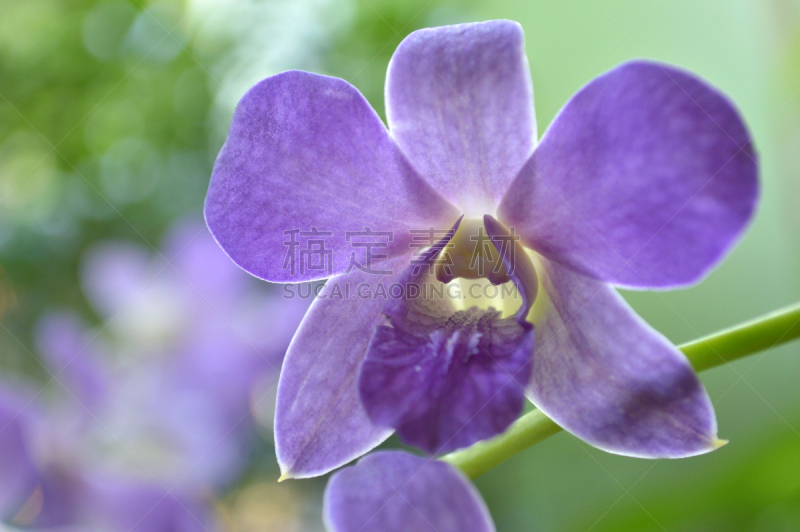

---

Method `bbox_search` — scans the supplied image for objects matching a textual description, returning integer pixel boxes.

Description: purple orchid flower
[205,18,758,482]
[0,221,308,530]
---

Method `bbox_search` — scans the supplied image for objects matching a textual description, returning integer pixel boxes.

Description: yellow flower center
[434,217,511,285]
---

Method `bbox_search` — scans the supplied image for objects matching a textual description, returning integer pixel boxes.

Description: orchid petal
[206,70,458,283]
[274,258,413,478]
[500,60,758,289]
[324,451,495,532]
[529,257,721,458]
[386,20,535,215]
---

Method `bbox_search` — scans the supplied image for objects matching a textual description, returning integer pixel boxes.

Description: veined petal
[324,451,495,532]
[500,60,758,289]
[528,257,721,458]
[359,220,534,454]
[274,257,413,479]
[386,20,535,215]
[360,309,533,455]
[206,70,458,283]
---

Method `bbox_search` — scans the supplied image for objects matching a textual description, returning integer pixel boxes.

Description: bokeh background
[1,0,799,530]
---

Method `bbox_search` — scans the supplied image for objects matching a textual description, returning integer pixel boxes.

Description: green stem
[442,301,800,479]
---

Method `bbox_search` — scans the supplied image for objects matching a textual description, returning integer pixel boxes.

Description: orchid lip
[357,216,536,455]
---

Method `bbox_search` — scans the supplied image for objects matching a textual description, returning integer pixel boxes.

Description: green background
[1,0,799,530]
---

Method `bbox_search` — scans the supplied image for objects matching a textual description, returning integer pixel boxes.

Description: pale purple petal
[30,465,215,531]
[206,70,458,283]
[161,218,250,307]
[359,220,534,454]
[500,60,758,289]
[84,476,216,532]
[34,311,109,410]
[81,241,151,317]
[102,367,246,490]
[34,469,87,527]
[0,392,38,521]
[324,451,495,532]
[274,258,414,478]
[233,291,311,359]
[386,20,535,215]
[169,321,273,421]
[528,257,720,458]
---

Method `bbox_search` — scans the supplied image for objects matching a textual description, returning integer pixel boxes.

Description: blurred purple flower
[0,389,39,522]
[205,18,758,486]
[0,220,308,530]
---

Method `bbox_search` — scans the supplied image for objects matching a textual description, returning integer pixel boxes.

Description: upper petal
[324,451,495,532]
[499,60,758,289]
[386,20,536,215]
[206,70,458,283]
[528,257,721,458]
[274,258,412,478]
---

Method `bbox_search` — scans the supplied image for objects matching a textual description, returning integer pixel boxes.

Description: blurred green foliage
[1,0,799,530]
[0,0,211,377]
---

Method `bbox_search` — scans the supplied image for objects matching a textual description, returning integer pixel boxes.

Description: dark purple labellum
[358,217,537,454]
